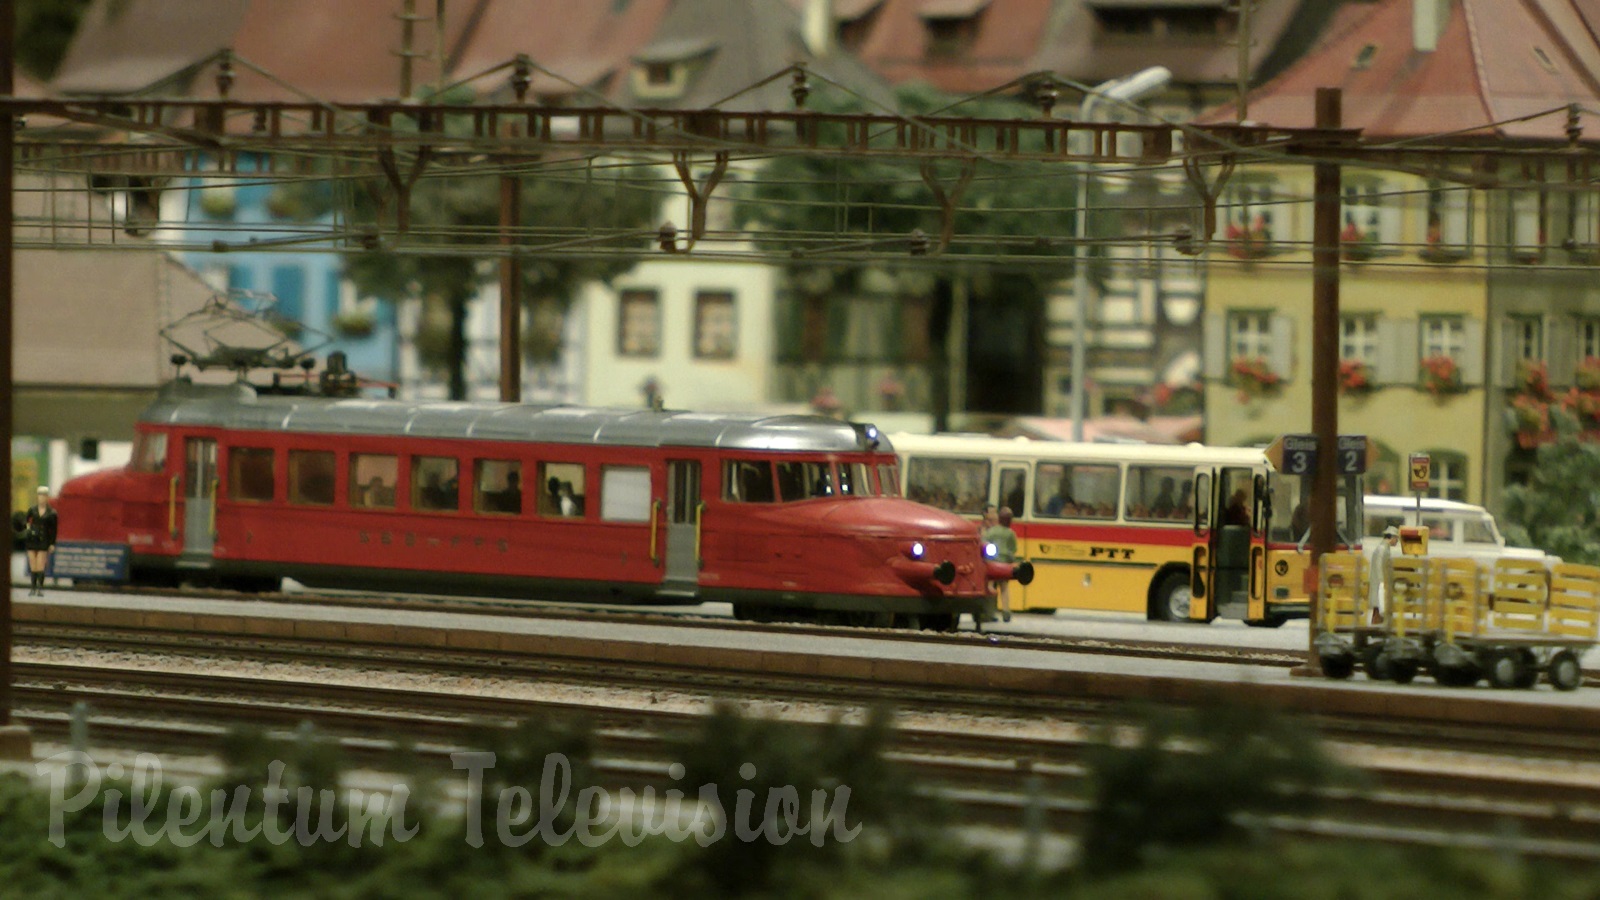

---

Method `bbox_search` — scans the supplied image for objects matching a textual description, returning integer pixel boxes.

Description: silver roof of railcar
[139,381,889,454]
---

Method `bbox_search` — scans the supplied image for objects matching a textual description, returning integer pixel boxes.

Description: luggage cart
[1366,555,1433,684]
[1430,559,1600,690]
[1313,551,1377,680]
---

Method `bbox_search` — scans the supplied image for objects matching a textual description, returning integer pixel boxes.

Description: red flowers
[1419,355,1463,396]
[1338,358,1373,395]
[1231,357,1281,402]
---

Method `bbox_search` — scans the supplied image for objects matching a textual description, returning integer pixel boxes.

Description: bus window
[288,450,336,506]
[1125,466,1192,522]
[474,460,522,515]
[229,447,275,502]
[998,466,1026,518]
[413,456,461,512]
[905,457,989,514]
[724,460,775,503]
[776,461,832,501]
[1036,462,1119,520]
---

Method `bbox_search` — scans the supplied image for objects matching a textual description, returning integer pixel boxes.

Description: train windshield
[837,462,876,496]
[131,431,167,473]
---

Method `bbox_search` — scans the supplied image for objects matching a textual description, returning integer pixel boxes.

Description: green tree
[1500,407,1600,564]
[734,84,1081,426]
[15,0,94,80]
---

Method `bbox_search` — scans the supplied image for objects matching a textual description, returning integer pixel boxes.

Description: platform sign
[1408,452,1432,493]
[1266,434,1317,476]
[1336,435,1371,475]
[49,541,130,582]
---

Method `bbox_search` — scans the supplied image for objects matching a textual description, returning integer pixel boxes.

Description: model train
[54,377,1030,630]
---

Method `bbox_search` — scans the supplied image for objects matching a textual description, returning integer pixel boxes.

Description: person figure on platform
[981,505,1019,622]
[1368,525,1399,624]
[18,486,58,596]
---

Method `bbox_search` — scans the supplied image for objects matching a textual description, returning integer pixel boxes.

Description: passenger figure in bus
[1150,477,1178,518]
[1044,478,1076,517]
[981,505,1019,622]
[1223,489,1250,528]
[362,476,392,507]
[1174,481,1193,518]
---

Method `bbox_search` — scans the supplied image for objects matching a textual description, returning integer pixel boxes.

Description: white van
[1361,495,1551,566]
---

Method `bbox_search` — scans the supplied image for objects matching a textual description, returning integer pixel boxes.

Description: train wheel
[1486,650,1528,690]
[1321,655,1355,680]
[1548,650,1583,692]
[921,614,957,633]
[894,613,922,630]
[1153,572,1195,623]
[1390,659,1419,685]
[1363,647,1392,681]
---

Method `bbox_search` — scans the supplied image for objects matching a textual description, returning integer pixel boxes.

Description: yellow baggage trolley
[1429,559,1600,691]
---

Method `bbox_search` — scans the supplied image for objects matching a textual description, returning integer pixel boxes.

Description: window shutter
[1268,315,1294,382]
[1549,316,1577,387]
[1493,317,1521,388]
[1459,318,1486,386]
[1378,319,1418,385]
[1203,315,1226,380]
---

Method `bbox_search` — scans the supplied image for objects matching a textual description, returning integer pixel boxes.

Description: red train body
[56,380,1027,628]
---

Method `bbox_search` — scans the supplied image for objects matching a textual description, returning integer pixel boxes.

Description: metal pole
[1308,87,1343,665]
[1069,152,1092,442]
[498,173,522,402]
[0,0,17,736]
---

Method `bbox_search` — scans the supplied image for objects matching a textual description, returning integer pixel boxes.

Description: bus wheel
[1548,650,1583,691]
[1153,572,1195,622]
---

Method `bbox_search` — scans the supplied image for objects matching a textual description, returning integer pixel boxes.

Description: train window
[904,457,989,514]
[412,456,461,512]
[228,447,275,502]
[837,463,874,496]
[723,460,775,503]
[474,460,522,515]
[1035,462,1120,520]
[288,450,337,506]
[601,466,652,521]
[776,461,833,501]
[131,431,167,473]
[1125,465,1193,522]
[877,463,900,497]
[349,454,398,509]
[537,462,586,518]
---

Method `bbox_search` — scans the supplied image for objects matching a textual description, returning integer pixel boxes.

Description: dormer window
[919,0,988,59]
[1090,1,1234,39]
[644,62,673,86]
[630,38,714,100]
[1353,43,1378,70]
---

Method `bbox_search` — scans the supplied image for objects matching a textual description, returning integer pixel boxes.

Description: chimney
[1413,0,1449,53]
[803,0,834,57]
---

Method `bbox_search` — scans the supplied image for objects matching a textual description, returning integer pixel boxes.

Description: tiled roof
[1200,0,1600,141]
[849,0,1056,94]
[449,0,673,101]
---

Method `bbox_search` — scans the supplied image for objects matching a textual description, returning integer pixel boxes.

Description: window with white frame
[693,291,736,359]
[1420,315,1466,360]
[1222,180,1280,257]
[1509,190,1546,262]
[1570,191,1600,253]
[1423,180,1471,256]
[1424,451,1467,501]
[1227,310,1273,362]
[1507,315,1544,363]
[1342,179,1400,254]
[1340,314,1379,364]
[1580,317,1600,361]
[617,289,660,358]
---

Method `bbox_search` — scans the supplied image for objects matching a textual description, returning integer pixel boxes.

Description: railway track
[16,661,1600,862]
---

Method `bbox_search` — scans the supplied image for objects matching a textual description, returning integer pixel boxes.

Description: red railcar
[56,379,1028,629]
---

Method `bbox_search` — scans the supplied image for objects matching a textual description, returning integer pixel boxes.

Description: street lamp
[1069,66,1172,441]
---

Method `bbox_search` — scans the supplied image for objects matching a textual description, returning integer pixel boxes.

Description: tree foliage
[1500,407,1600,564]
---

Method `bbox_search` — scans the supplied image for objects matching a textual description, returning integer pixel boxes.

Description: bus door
[661,460,703,597]
[1189,466,1261,621]
[180,437,217,563]
[995,463,1029,604]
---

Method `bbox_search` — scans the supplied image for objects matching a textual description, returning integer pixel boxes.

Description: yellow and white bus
[889,433,1363,626]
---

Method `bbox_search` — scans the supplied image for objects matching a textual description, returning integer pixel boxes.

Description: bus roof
[887,432,1270,468]
[140,380,885,453]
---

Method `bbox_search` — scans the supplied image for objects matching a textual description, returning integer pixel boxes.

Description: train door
[1189,466,1262,621]
[662,460,703,597]
[995,463,1029,605]
[181,437,217,560]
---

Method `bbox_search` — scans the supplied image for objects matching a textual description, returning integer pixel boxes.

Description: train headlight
[983,542,998,559]
[906,541,925,560]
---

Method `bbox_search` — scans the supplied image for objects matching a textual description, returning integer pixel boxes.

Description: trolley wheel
[1487,650,1530,689]
[1548,650,1584,692]
[1321,655,1356,680]
[1153,572,1199,623]
[1389,659,1419,685]
[1363,646,1393,681]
